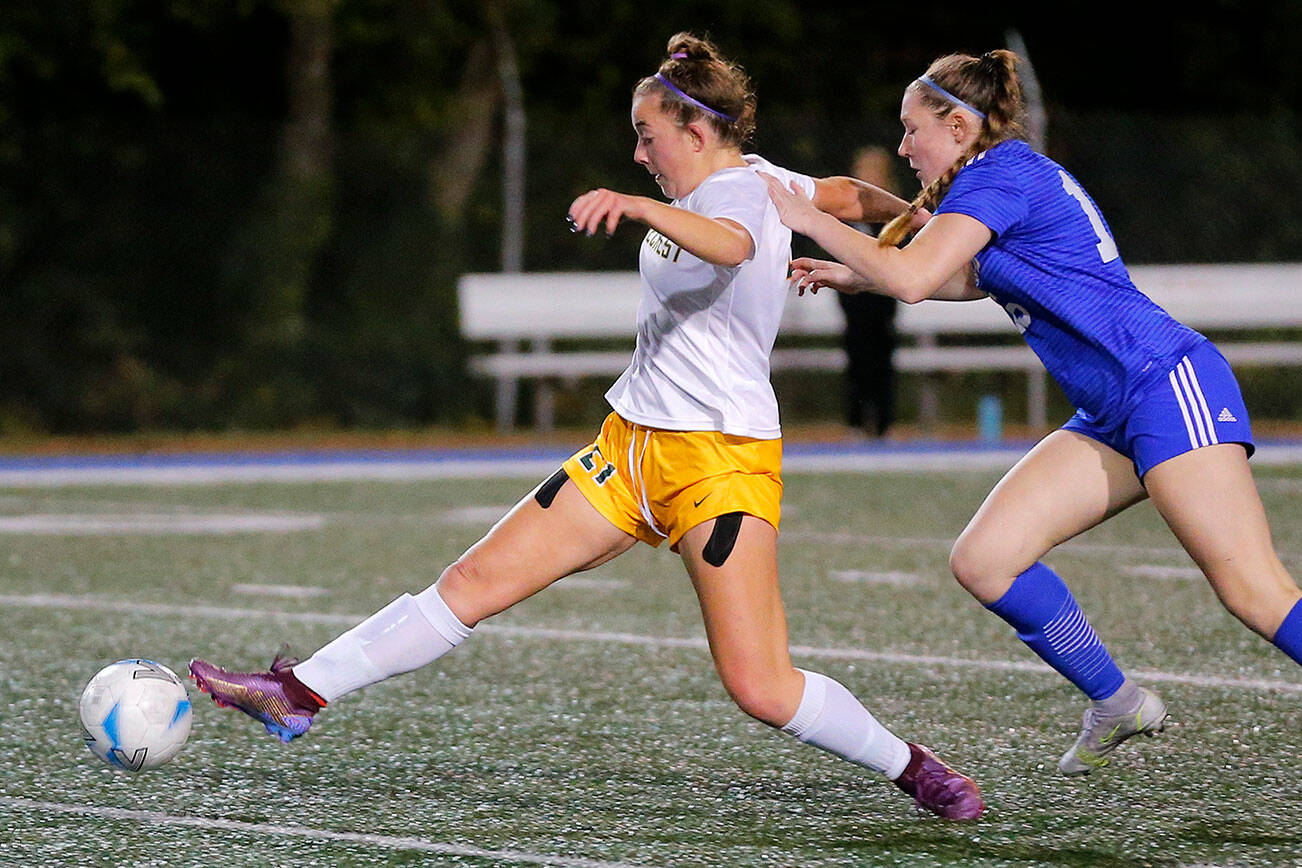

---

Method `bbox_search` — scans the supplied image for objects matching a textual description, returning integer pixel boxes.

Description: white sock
[780,669,911,779]
[291,586,472,703]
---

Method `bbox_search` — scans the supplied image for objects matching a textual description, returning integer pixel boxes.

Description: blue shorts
[1062,341,1255,481]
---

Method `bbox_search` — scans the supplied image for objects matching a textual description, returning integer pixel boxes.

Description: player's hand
[789,257,872,296]
[567,188,643,237]
[909,206,933,233]
[759,173,821,235]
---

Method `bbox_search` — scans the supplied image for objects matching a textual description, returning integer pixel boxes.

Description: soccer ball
[79,659,192,771]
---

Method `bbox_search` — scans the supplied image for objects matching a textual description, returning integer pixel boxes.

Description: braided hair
[878,50,1026,247]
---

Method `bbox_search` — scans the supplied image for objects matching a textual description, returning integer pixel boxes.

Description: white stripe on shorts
[1169,368,1200,449]
[1175,362,1210,446]
[1168,355,1218,449]
[1179,356,1219,445]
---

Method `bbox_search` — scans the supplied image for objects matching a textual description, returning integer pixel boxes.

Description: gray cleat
[1059,687,1168,776]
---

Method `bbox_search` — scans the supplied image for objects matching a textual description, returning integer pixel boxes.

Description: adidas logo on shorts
[1217,407,1237,423]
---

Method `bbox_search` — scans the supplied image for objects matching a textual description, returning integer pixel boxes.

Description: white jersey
[605,154,813,439]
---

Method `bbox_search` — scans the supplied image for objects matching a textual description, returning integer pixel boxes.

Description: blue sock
[1271,597,1302,665]
[986,562,1125,700]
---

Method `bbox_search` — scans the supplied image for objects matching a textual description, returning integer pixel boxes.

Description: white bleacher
[458,263,1302,432]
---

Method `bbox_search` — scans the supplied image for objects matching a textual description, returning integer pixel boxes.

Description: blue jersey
[935,139,1206,430]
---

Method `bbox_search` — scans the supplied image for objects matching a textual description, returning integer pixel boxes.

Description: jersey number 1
[1059,170,1119,264]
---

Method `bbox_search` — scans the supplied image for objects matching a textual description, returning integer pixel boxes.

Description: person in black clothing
[838,146,899,437]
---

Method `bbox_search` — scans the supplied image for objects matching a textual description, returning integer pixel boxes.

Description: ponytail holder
[671,51,688,59]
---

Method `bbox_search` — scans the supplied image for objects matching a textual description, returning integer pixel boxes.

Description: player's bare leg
[1145,444,1302,638]
[191,471,635,741]
[679,514,982,819]
[950,430,1148,605]
[678,514,801,726]
[434,475,636,626]
[950,430,1168,774]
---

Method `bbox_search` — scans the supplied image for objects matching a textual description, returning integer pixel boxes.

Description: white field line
[0,458,563,487]
[0,506,1295,566]
[784,529,1302,564]
[439,505,522,525]
[4,593,1300,695]
[786,530,1197,559]
[1123,564,1207,581]
[0,513,326,535]
[231,583,330,599]
[0,797,658,868]
[0,441,1296,488]
[552,577,628,591]
[829,570,926,586]
[1257,477,1302,493]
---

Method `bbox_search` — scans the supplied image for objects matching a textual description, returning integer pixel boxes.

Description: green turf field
[1,464,1300,866]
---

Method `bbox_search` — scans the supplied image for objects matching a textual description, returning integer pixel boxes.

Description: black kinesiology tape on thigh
[702,512,745,567]
[534,467,570,509]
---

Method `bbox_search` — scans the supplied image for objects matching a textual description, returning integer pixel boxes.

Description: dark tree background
[1,0,1298,433]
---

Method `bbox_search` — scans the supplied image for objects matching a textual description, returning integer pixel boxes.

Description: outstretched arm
[764,174,989,303]
[786,258,873,296]
[568,188,754,267]
[789,255,982,301]
[810,176,929,232]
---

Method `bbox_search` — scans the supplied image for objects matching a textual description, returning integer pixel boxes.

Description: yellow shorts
[562,412,783,549]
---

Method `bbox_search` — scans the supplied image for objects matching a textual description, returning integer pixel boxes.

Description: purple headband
[916,75,987,120]
[653,69,737,123]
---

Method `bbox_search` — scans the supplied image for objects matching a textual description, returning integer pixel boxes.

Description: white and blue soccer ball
[79,659,192,772]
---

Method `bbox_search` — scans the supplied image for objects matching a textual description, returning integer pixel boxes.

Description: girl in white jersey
[189,33,982,821]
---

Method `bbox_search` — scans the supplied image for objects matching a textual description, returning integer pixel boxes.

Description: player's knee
[1211,572,1297,639]
[435,553,496,625]
[1217,589,1270,637]
[438,555,476,594]
[726,683,790,728]
[949,532,1014,600]
[719,669,797,728]
[948,533,988,590]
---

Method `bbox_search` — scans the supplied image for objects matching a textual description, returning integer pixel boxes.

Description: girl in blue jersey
[764,49,1302,776]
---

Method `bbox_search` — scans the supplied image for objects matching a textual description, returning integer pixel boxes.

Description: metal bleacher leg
[529,338,554,433]
[919,379,940,431]
[495,376,517,434]
[1027,369,1047,431]
[914,334,940,433]
[535,382,555,433]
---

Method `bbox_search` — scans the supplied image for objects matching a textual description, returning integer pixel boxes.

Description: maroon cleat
[893,743,984,820]
[189,650,326,743]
